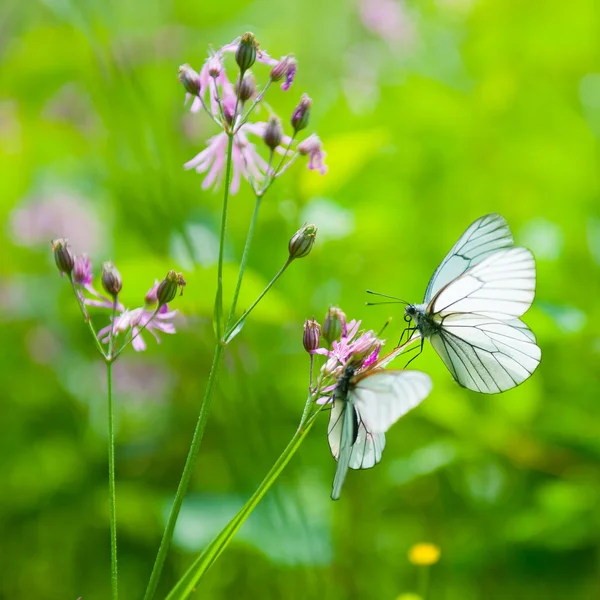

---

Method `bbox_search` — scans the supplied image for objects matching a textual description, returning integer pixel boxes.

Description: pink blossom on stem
[185,121,293,193]
[96,283,178,353]
[314,318,384,403]
[298,134,328,175]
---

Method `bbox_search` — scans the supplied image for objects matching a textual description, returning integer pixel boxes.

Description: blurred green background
[2,0,600,598]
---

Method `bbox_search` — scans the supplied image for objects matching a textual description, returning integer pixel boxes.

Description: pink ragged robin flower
[297,134,328,175]
[97,282,178,352]
[184,121,294,193]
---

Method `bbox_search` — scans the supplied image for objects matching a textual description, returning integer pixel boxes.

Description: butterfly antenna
[366,289,409,304]
[377,317,392,337]
[366,300,405,306]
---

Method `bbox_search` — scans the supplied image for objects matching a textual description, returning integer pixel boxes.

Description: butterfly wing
[428,247,536,320]
[328,398,358,500]
[348,420,386,470]
[424,214,514,303]
[429,314,541,393]
[351,370,432,435]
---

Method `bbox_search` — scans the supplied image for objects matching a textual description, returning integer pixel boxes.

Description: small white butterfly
[399,213,541,394]
[328,358,432,500]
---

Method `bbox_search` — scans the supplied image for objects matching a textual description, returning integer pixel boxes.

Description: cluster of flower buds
[51,240,186,353]
[180,32,328,195]
[306,308,385,379]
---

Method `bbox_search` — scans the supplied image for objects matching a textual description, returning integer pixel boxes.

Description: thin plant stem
[234,80,272,133]
[224,194,262,333]
[224,258,292,343]
[143,342,226,600]
[230,68,243,133]
[165,405,324,600]
[260,134,295,196]
[106,360,118,600]
[69,276,106,358]
[299,381,317,429]
[196,94,222,127]
[144,122,237,599]
[214,132,235,340]
[107,297,118,360]
[210,77,225,124]
[418,566,431,600]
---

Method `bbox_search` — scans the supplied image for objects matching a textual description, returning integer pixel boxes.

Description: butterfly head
[404,304,417,324]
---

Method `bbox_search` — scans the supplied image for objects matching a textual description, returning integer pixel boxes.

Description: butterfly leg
[397,326,416,347]
[403,337,424,369]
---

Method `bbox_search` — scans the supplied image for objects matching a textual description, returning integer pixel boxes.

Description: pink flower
[185,121,293,193]
[189,38,277,115]
[98,304,177,352]
[315,319,382,376]
[298,134,328,175]
[96,281,178,352]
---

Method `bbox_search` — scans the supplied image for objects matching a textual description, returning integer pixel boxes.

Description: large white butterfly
[328,362,432,500]
[401,213,541,394]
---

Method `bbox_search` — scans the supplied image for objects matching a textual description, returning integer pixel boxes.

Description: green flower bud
[51,238,74,275]
[235,32,258,73]
[323,307,346,344]
[157,270,186,306]
[288,224,317,260]
[101,262,122,298]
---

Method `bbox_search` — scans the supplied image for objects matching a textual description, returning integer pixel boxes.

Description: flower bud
[270,55,295,83]
[291,94,311,132]
[263,117,283,150]
[101,262,122,298]
[235,32,258,73]
[323,307,347,344]
[288,224,317,260]
[303,318,321,353]
[236,73,256,102]
[157,270,186,306]
[51,238,74,275]
[178,64,201,96]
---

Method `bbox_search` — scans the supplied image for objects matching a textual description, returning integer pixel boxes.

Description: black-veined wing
[350,370,432,434]
[429,314,541,393]
[424,213,514,304]
[428,246,536,320]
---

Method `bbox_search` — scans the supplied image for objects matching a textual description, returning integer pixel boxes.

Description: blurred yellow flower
[396,594,423,600]
[408,543,440,566]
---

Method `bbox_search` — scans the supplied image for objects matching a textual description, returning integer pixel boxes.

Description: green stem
[418,566,431,600]
[225,194,262,332]
[108,297,118,360]
[224,258,292,343]
[165,406,323,600]
[69,276,106,358]
[214,132,234,341]
[143,342,226,600]
[234,79,272,133]
[106,360,118,600]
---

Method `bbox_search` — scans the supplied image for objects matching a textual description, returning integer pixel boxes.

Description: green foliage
[1,0,599,598]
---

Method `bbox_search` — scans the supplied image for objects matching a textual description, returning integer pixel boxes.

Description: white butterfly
[328,361,432,500]
[402,213,541,394]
